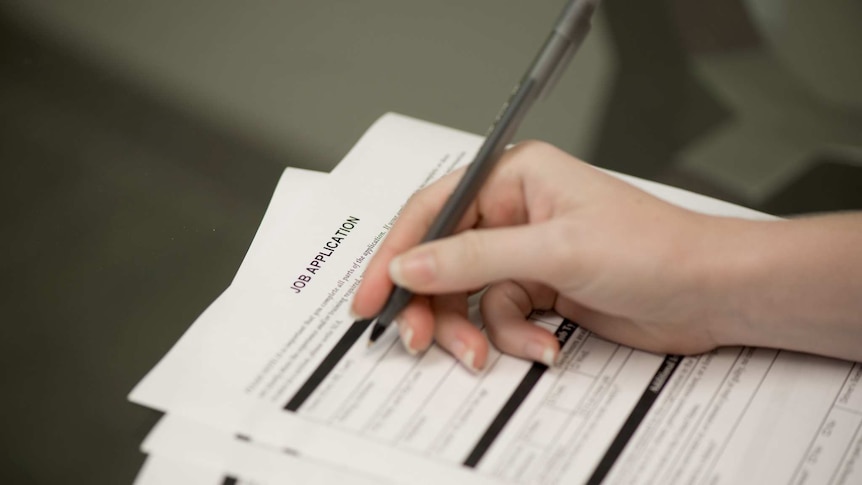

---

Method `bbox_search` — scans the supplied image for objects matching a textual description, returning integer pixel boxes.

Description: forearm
[703,212,862,362]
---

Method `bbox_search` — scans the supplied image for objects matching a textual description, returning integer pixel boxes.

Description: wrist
[689,213,862,360]
[683,214,770,349]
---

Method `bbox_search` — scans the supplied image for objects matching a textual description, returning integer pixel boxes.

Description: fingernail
[461,350,477,372]
[348,309,362,321]
[389,252,435,287]
[397,320,417,355]
[451,339,479,373]
[525,341,557,367]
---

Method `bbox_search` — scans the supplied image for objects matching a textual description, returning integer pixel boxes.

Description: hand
[352,140,729,370]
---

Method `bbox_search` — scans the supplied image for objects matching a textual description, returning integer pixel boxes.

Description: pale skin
[351,141,862,371]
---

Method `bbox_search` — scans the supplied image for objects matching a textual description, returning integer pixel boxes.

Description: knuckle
[512,139,554,155]
[541,223,580,285]
[503,139,557,165]
[484,197,522,226]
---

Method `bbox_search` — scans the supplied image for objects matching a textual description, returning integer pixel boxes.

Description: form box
[836,363,862,413]
[544,372,595,413]
[563,334,618,377]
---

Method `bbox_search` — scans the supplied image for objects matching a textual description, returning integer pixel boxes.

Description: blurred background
[1,0,860,483]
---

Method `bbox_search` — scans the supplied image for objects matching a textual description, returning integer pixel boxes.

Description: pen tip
[368,323,386,344]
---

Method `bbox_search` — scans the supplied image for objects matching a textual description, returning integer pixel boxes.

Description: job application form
[131,114,862,484]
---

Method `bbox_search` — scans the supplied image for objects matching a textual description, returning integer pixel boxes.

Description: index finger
[351,165,479,317]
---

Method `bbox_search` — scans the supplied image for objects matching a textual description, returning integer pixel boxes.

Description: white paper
[139,166,402,485]
[134,455,229,485]
[132,113,862,485]
[142,415,391,485]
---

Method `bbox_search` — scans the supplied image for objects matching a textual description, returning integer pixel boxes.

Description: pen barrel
[376,285,415,326]
[420,77,538,243]
[419,0,601,244]
[555,0,598,41]
[369,0,601,334]
[529,0,597,99]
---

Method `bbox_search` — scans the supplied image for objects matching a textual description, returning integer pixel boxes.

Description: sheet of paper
[132,113,862,484]
[140,162,485,485]
[134,455,228,485]
[233,166,328,284]
[141,415,391,485]
[140,166,415,485]
[133,114,504,485]
[136,445,381,485]
[136,166,374,484]
[146,337,862,484]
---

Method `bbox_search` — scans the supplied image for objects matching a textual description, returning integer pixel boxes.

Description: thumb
[388,223,569,293]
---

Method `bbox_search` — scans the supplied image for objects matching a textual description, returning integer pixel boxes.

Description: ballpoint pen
[363,0,602,344]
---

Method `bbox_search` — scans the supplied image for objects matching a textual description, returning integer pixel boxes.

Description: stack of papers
[129,113,862,484]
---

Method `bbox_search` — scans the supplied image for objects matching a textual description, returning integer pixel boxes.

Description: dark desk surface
[1,15,289,483]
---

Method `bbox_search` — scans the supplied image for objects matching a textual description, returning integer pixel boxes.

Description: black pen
[365,0,602,344]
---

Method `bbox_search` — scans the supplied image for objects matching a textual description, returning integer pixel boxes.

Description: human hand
[351,141,728,371]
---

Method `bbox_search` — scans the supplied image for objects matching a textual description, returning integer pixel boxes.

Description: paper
[140,415,390,485]
[134,455,228,485]
[135,166,398,485]
[131,113,862,484]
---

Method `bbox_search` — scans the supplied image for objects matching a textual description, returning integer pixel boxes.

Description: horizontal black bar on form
[585,354,682,485]
[284,318,374,412]
[463,319,579,468]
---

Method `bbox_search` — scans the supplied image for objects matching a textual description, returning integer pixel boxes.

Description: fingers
[399,283,569,370]
[431,293,489,372]
[351,140,597,368]
[352,140,566,318]
[394,295,434,355]
[351,167,477,318]
[389,222,569,294]
[481,281,561,366]
[393,292,489,371]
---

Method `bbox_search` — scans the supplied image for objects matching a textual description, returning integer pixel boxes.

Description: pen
[365,0,601,344]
